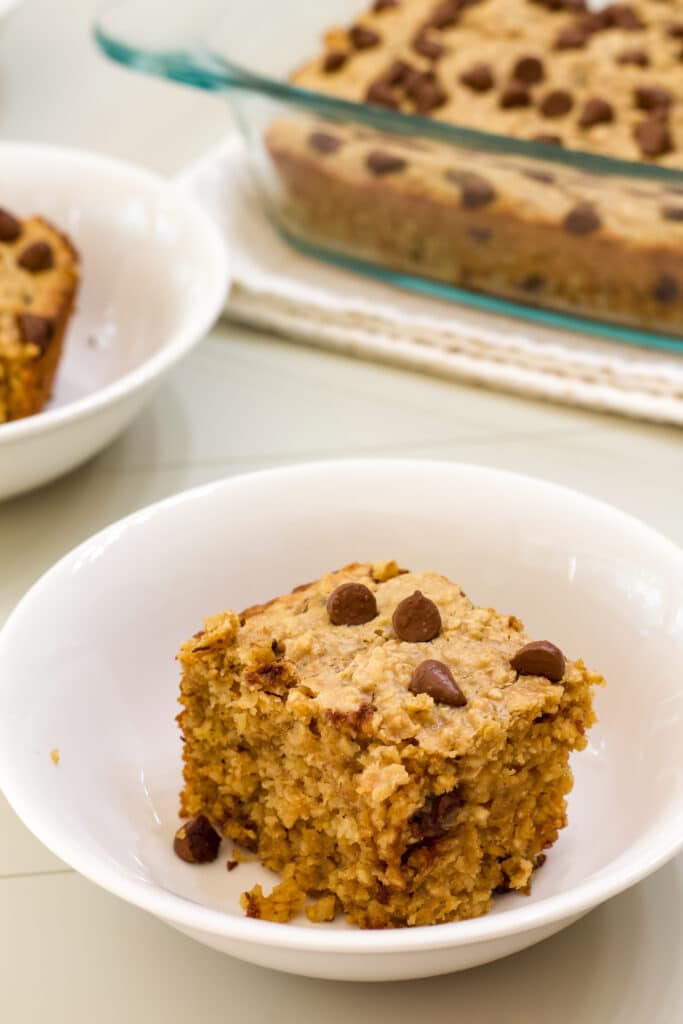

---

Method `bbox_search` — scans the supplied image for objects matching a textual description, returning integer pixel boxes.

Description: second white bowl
[0,142,227,500]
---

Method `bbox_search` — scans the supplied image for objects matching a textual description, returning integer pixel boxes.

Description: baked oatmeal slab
[0,209,80,422]
[264,0,683,330]
[177,562,602,928]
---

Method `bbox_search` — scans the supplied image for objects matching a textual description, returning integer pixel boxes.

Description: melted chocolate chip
[308,131,343,155]
[373,0,399,9]
[652,273,680,303]
[523,168,555,183]
[427,0,459,29]
[366,80,400,109]
[511,640,565,682]
[410,659,467,706]
[409,788,462,839]
[406,70,448,113]
[608,3,644,30]
[0,208,21,243]
[500,81,531,109]
[564,202,601,235]
[578,97,614,128]
[616,48,649,67]
[459,62,494,92]
[17,240,54,273]
[662,206,683,221]
[520,274,545,292]
[554,25,588,49]
[366,150,407,175]
[634,86,673,112]
[413,31,445,60]
[454,171,497,208]
[513,56,545,85]
[323,50,347,73]
[17,314,54,353]
[173,816,221,863]
[350,24,381,49]
[468,226,492,243]
[540,89,574,118]
[392,591,441,643]
[327,582,378,626]
[634,117,673,158]
[384,59,413,86]
[533,134,563,146]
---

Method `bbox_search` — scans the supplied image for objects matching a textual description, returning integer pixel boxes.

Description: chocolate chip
[17,314,54,353]
[519,274,545,292]
[427,0,459,29]
[511,640,565,682]
[634,86,673,112]
[662,206,683,221]
[406,70,448,113]
[608,3,644,30]
[579,97,614,128]
[616,49,649,67]
[669,22,683,38]
[366,150,407,175]
[393,591,441,643]
[410,659,467,706]
[0,208,21,243]
[173,816,221,863]
[350,25,381,49]
[540,89,574,118]
[468,226,492,243]
[373,0,399,9]
[323,50,347,73]
[327,582,378,625]
[409,788,462,839]
[513,56,545,85]
[563,202,601,235]
[652,273,679,303]
[366,80,400,109]
[17,240,54,273]
[459,172,496,208]
[634,118,673,158]
[308,131,343,155]
[533,134,563,146]
[523,168,555,183]
[459,63,494,92]
[554,25,588,49]
[385,59,413,86]
[413,31,445,60]
[500,81,531,109]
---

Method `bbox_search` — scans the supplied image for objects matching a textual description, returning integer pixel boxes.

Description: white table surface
[1,2,682,1019]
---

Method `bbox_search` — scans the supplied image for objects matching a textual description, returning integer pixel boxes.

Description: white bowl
[0,142,227,500]
[1,460,682,982]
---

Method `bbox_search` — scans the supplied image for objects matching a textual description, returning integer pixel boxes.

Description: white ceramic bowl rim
[1,459,682,955]
[0,142,227,446]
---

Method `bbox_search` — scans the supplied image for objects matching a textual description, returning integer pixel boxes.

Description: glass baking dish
[95,0,683,353]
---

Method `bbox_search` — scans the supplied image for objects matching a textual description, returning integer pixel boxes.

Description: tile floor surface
[1,2,682,1020]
